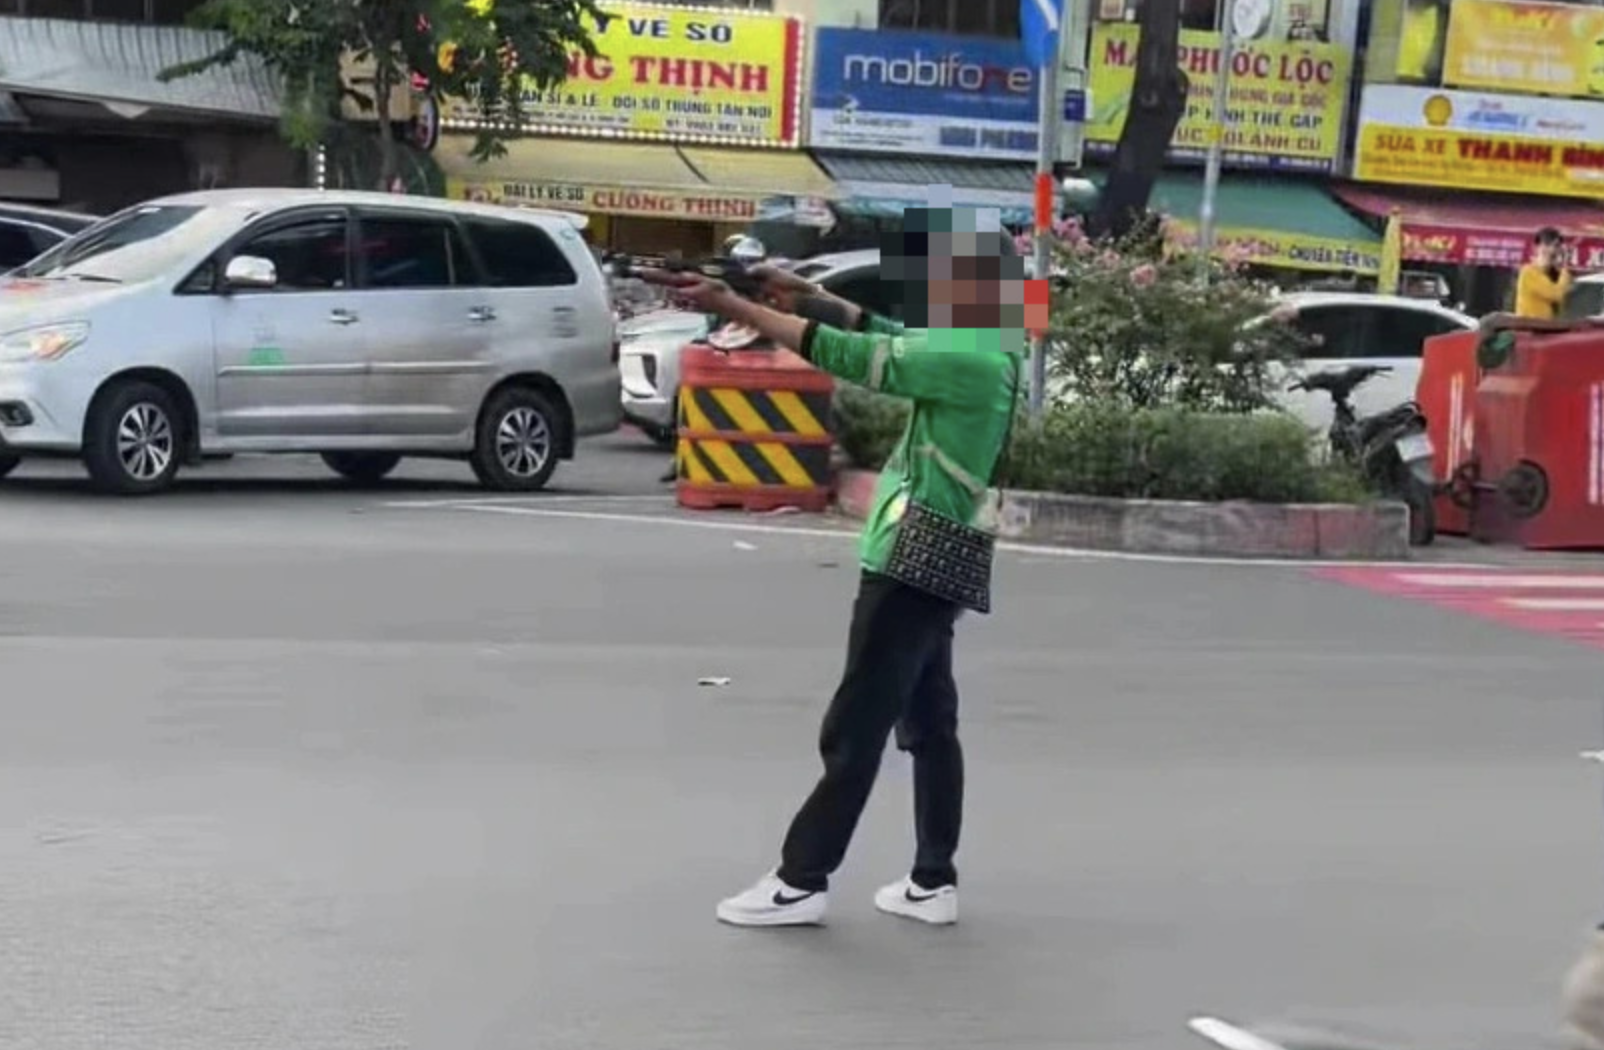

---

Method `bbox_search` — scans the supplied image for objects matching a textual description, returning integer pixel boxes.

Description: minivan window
[235,217,351,291]
[359,215,465,289]
[17,204,231,284]
[463,218,577,287]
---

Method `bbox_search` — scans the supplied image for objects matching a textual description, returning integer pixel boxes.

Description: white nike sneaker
[873,876,958,925]
[716,872,828,927]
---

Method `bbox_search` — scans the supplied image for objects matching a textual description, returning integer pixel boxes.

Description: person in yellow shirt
[1516,227,1574,318]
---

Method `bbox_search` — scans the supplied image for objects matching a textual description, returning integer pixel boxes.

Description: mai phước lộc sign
[1083,23,1351,172]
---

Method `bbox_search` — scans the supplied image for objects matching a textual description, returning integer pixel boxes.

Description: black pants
[776,572,963,893]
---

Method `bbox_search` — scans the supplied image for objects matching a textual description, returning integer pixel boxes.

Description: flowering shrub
[1038,225,1305,413]
[828,220,1354,504]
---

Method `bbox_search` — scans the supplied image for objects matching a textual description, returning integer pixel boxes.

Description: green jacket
[802,315,1022,573]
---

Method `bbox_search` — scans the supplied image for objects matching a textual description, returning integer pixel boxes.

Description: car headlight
[0,322,90,363]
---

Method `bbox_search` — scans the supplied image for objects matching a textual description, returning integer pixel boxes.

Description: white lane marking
[1398,573,1604,589]
[383,494,675,509]
[1501,597,1604,611]
[445,504,1491,568]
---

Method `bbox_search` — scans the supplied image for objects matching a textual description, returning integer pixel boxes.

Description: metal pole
[1028,55,1061,421]
[1197,18,1236,284]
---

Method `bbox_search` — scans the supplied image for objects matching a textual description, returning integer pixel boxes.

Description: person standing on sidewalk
[640,207,1027,929]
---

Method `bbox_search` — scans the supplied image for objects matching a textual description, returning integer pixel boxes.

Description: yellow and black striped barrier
[676,346,836,512]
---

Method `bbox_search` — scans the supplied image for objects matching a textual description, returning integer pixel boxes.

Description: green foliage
[1001,404,1362,504]
[831,385,908,475]
[1045,229,1307,412]
[160,0,602,172]
[831,392,1362,505]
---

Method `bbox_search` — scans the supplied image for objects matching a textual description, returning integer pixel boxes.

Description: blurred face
[882,223,1031,329]
[1538,239,1567,268]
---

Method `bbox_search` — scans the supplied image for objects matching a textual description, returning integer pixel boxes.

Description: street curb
[832,469,1411,560]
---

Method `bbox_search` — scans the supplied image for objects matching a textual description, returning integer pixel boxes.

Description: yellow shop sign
[1443,0,1604,99]
[1086,23,1350,172]
[441,4,803,146]
[1355,124,1604,199]
[447,177,768,222]
[1165,220,1382,274]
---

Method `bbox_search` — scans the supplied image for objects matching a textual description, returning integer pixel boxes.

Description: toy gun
[603,252,765,299]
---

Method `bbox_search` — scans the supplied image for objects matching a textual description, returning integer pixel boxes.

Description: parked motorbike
[1290,363,1437,547]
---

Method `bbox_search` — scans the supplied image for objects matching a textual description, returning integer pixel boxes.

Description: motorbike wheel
[1402,474,1437,547]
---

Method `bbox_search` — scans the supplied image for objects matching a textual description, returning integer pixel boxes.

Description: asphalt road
[0,434,1601,1050]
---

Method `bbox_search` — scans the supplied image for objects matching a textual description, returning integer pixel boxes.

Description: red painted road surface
[1316,566,1604,652]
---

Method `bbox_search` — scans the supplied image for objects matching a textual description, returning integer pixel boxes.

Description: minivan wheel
[472,387,562,492]
[322,451,402,485]
[0,453,18,479]
[83,381,183,495]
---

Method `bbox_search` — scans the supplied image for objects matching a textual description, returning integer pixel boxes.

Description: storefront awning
[1332,184,1604,269]
[1144,173,1384,274]
[437,136,836,225]
[813,153,1036,225]
[678,148,836,199]
[0,18,280,121]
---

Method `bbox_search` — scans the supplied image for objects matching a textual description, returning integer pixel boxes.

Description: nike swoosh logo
[904,887,939,903]
[772,889,816,906]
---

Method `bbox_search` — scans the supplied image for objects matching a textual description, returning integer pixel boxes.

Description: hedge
[832,389,1365,505]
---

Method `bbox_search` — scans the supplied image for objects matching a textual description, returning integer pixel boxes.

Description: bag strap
[986,353,1023,488]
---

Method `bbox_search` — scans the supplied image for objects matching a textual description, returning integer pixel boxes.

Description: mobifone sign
[808,28,1042,160]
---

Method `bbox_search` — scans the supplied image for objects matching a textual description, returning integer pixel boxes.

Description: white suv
[619,249,894,446]
[0,189,620,494]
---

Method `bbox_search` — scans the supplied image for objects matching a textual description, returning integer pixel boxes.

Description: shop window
[463,219,577,288]
[89,0,147,19]
[150,0,204,21]
[880,0,1021,38]
[23,0,89,17]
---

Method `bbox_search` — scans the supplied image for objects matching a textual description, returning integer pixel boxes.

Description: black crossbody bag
[880,359,1021,615]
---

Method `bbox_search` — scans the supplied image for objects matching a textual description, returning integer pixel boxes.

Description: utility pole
[1197,6,1237,284]
[1028,48,1063,420]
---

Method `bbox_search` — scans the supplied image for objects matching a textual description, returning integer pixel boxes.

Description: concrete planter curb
[833,469,1411,560]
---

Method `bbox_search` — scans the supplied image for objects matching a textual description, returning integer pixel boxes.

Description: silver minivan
[0,189,621,494]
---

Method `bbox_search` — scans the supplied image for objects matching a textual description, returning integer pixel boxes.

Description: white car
[0,189,620,494]
[619,248,899,446]
[1270,292,1477,434]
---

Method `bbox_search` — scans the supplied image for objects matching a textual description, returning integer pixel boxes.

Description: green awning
[1143,173,1383,275]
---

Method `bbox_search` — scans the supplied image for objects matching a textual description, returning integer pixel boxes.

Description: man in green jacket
[643,209,1025,929]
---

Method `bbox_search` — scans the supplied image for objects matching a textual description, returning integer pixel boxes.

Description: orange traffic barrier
[675,345,835,512]
[1416,329,1481,536]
